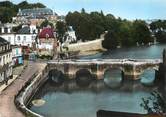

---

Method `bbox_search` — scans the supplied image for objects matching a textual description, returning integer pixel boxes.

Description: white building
[0,25,37,48]
[15,25,37,47]
[0,25,15,45]
[0,37,13,83]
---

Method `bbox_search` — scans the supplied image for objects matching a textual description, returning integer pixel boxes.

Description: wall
[59,39,106,55]
[15,34,36,47]
[15,65,48,117]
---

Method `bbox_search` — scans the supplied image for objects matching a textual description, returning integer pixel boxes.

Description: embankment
[15,64,48,117]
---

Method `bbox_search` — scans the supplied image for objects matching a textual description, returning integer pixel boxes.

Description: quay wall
[58,39,106,55]
[15,64,48,117]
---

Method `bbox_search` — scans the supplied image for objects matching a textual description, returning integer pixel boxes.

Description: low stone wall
[15,65,48,117]
[58,39,106,56]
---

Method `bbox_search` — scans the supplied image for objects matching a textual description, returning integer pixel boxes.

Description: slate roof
[17,26,30,34]
[18,8,53,16]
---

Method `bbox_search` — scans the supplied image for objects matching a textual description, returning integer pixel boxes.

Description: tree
[102,31,119,49]
[40,20,53,28]
[119,20,135,47]
[150,20,166,43]
[132,20,153,45]
[0,1,45,23]
[56,21,67,43]
[155,31,166,43]
[140,91,166,115]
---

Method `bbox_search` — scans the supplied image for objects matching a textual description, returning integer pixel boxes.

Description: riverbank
[0,62,46,117]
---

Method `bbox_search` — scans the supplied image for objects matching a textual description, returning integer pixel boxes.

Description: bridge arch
[139,68,157,86]
[75,69,93,87]
[103,67,123,88]
[48,69,65,85]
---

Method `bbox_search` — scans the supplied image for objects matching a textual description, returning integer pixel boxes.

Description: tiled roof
[39,27,55,38]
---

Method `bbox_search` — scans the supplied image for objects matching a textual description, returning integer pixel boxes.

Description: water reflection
[103,68,122,88]
[29,69,159,117]
[140,69,156,86]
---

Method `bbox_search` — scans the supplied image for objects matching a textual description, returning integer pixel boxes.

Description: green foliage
[56,21,67,43]
[12,24,22,32]
[66,10,105,41]
[102,31,119,49]
[140,91,166,115]
[66,9,154,49]
[0,1,45,23]
[40,20,53,28]
[132,20,153,45]
[150,20,166,43]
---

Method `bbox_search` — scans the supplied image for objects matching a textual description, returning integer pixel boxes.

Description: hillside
[0,1,46,23]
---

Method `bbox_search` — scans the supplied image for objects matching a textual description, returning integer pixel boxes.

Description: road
[0,62,46,117]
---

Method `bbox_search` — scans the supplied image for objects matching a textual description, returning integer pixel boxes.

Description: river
[29,44,166,117]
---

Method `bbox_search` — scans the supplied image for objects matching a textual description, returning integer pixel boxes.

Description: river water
[29,44,166,117]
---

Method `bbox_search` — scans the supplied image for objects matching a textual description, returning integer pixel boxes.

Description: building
[15,25,37,47]
[0,24,37,48]
[0,24,15,45]
[13,8,58,25]
[0,37,13,83]
[12,45,23,66]
[37,27,57,56]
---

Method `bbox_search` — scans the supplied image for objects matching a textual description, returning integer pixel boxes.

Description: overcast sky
[4,0,166,20]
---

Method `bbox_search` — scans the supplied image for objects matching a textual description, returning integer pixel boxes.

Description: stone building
[0,37,13,83]
[13,8,57,25]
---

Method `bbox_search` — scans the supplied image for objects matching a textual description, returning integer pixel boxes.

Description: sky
[4,0,166,20]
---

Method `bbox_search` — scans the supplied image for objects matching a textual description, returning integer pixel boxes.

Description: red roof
[39,27,55,39]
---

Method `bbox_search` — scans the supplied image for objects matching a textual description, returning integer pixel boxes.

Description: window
[17,36,21,41]
[23,36,26,41]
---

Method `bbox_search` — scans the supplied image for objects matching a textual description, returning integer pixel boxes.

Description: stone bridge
[47,59,162,80]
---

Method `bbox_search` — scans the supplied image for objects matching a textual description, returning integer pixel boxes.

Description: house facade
[0,25,37,48]
[0,37,13,83]
[12,45,23,66]
[37,27,57,56]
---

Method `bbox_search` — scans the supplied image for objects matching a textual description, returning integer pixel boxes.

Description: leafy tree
[132,20,153,45]
[0,1,45,23]
[150,20,166,43]
[155,31,166,43]
[56,21,67,43]
[140,91,166,115]
[12,24,22,32]
[0,7,15,23]
[119,20,135,47]
[102,31,119,49]
[40,20,53,28]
